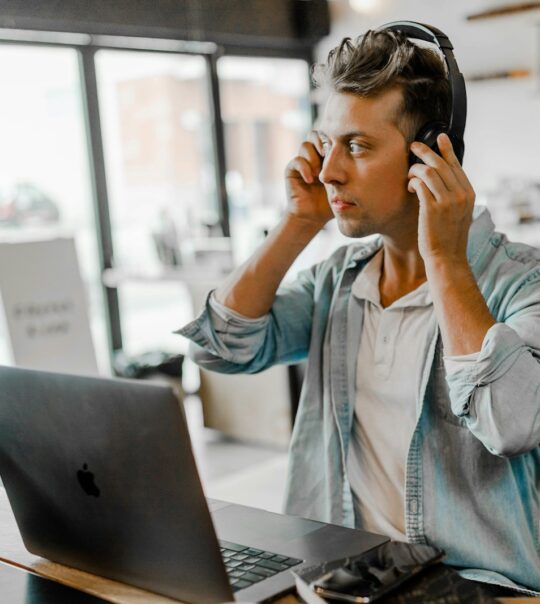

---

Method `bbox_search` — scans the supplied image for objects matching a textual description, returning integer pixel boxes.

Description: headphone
[379,21,467,166]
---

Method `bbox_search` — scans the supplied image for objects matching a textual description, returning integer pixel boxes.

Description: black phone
[311,541,445,603]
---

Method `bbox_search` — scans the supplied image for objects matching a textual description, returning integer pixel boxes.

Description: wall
[310,2,540,248]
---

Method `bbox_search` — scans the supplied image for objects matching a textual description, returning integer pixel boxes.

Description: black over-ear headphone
[378,21,467,166]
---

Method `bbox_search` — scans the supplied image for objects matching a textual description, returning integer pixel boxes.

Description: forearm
[215,214,323,318]
[425,258,496,356]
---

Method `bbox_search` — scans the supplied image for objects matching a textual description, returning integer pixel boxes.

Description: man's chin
[335,216,375,239]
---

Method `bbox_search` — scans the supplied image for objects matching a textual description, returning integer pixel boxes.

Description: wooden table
[0,487,535,603]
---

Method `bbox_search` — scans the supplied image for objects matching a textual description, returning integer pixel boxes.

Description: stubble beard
[335,213,378,239]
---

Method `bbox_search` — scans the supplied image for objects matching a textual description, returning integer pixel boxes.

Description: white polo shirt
[347,249,436,541]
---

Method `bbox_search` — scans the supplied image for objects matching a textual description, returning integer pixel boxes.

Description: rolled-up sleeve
[178,291,270,366]
[446,300,540,456]
[175,265,318,374]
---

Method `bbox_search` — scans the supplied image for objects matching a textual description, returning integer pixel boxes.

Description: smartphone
[311,541,444,603]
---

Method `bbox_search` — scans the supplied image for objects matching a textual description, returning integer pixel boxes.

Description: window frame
[0,30,315,366]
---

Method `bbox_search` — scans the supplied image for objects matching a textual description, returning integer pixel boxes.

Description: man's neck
[378,236,427,308]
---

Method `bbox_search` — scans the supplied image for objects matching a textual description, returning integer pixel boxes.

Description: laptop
[0,365,388,603]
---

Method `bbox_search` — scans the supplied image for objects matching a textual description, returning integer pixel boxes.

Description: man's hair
[313,30,451,142]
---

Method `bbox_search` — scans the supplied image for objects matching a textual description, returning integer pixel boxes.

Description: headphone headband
[378,21,467,162]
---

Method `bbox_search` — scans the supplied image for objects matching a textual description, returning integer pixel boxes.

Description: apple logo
[77,463,100,497]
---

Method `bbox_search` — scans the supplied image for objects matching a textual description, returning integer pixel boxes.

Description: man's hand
[408,133,475,266]
[408,133,495,355]
[214,136,331,319]
[285,131,334,227]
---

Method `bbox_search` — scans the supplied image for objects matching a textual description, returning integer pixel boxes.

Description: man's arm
[409,133,540,457]
[177,133,334,373]
[408,132,495,355]
[214,214,323,318]
[215,132,334,318]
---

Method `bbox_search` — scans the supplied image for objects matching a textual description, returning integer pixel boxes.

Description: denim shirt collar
[466,205,495,267]
[346,237,383,269]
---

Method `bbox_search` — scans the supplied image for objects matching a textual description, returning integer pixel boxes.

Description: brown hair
[312,30,451,142]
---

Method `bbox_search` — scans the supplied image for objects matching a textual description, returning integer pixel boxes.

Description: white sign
[0,237,98,375]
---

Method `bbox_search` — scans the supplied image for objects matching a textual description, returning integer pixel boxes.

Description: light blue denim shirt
[178,206,540,594]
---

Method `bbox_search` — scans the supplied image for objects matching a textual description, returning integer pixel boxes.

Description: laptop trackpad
[212,504,322,550]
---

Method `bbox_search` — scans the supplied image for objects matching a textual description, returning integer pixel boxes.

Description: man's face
[317,88,416,239]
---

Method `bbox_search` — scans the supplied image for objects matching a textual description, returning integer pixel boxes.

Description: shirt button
[383,336,388,343]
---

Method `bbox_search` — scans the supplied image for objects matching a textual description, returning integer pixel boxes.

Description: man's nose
[318,146,347,185]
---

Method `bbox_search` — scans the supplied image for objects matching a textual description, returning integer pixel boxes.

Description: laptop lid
[0,365,233,604]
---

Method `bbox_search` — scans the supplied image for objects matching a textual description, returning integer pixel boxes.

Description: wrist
[424,255,476,297]
[424,254,471,279]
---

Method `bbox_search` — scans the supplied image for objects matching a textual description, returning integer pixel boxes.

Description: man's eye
[349,142,365,153]
[320,141,330,155]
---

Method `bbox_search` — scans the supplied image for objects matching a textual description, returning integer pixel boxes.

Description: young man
[179,30,540,593]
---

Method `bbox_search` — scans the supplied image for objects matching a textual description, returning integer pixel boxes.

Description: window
[0,39,314,367]
[96,50,217,355]
[218,57,312,263]
[0,45,107,369]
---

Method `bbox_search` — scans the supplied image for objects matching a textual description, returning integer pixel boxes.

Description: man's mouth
[330,198,356,211]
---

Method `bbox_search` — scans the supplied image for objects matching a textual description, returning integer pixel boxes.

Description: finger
[410,140,460,192]
[437,133,461,169]
[286,156,317,184]
[408,177,436,205]
[307,129,325,157]
[437,133,474,193]
[298,140,324,179]
[408,163,450,203]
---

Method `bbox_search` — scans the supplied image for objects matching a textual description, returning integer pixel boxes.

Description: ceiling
[319,0,540,78]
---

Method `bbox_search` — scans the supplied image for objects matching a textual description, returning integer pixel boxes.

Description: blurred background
[0,0,538,509]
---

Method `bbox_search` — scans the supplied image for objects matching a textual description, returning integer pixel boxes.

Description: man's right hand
[215,134,332,318]
[285,131,334,227]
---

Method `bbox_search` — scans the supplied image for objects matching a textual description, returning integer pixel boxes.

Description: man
[179,29,540,594]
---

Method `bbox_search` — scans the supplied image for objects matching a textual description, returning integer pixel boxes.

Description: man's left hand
[408,133,475,266]
[408,133,495,356]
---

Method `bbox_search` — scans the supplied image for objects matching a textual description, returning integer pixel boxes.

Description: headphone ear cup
[409,121,447,166]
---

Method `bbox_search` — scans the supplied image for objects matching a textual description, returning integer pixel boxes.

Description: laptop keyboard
[219,540,303,592]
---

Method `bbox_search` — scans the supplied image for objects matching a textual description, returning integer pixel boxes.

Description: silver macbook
[0,365,388,603]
